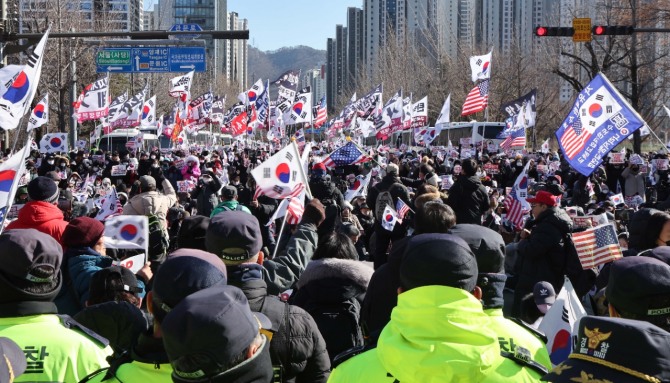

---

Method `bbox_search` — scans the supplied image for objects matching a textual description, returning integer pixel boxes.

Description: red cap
[313,162,327,171]
[526,190,557,207]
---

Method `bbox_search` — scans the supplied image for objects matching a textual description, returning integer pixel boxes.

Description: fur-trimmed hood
[297,258,373,291]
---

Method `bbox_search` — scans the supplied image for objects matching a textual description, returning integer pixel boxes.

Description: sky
[144,0,362,52]
[228,1,362,51]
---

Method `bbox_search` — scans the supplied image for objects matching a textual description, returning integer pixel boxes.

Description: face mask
[150,155,156,159]
[152,164,159,168]
[47,160,54,165]
[60,163,66,168]
[516,161,522,167]
[601,188,609,194]
[232,181,239,185]
[476,170,483,178]
[93,167,99,172]
[95,182,101,186]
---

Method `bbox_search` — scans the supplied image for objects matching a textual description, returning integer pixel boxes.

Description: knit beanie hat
[27,176,59,203]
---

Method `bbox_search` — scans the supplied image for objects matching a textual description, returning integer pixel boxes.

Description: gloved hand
[301,198,326,226]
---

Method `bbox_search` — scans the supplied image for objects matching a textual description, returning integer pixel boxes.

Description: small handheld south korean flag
[250,143,306,199]
[104,215,149,251]
[381,204,400,232]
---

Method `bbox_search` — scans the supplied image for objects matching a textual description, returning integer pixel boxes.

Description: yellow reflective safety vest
[329,286,543,383]
[0,314,111,383]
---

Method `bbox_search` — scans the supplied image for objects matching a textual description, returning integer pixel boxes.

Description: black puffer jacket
[446,175,490,224]
[515,206,573,295]
[228,263,331,383]
[367,174,410,225]
[309,177,344,208]
[291,258,373,361]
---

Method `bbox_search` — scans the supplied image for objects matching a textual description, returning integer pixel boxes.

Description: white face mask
[47,160,54,165]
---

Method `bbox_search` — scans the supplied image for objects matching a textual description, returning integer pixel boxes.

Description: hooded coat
[6,201,69,246]
[291,258,373,361]
[329,286,543,382]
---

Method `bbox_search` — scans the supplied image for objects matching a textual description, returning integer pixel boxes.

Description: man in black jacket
[207,209,331,382]
[446,158,490,224]
[513,190,573,316]
[367,163,411,269]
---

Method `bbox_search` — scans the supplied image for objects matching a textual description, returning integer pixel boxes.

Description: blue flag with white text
[556,73,647,176]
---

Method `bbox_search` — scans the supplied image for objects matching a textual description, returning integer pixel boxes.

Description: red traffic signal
[534,26,574,37]
[592,25,634,35]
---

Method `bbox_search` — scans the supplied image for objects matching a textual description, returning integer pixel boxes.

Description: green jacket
[485,308,552,370]
[0,314,112,383]
[210,200,251,217]
[328,286,543,383]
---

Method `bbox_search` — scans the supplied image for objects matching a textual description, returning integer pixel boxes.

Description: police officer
[0,229,111,382]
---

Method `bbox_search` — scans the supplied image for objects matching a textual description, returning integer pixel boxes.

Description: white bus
[98,128,159,152]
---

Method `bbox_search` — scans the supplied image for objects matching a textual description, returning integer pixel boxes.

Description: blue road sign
[96,47,206,73]
[169,24,203,39]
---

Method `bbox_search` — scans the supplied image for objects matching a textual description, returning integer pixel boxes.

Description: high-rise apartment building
[303,65,327,106]
[226,11,248,90]
[155,0,228,78]
[18,0,143,32]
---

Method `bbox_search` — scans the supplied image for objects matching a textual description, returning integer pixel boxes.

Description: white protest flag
[104,215,149,250]
[250,143,305,199]
[169,71,194,98]
[0,143,30,226]
[141,95,156,127]
[381,204,400,231]
[39,133,68,153]
[27,93,48,131]
[345,172,371,202]
[538,277,587,366]
[94,188,123,221]
[469,49,492,82]
[435,94,450,131]
[75,76,109,122]
[107,91,129,124]
[0,29,49,130]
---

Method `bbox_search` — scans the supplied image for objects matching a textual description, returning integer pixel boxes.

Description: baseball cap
[400,233,478,292]
[206,211,263,264]
[221,185,237,199]
[606,256,670,317]
[449,224,505,274]
[162,285,273,382]
[533,281,556,306]
[542,316,670,382]
[88,266,143,303]
[0,229,62,302]
[151,248,228,322]
[0,337,26,382]
[140,175,156,189]
[312,162,326,171]
[526,190,557,207]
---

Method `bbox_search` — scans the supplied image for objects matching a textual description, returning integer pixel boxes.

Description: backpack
[374,187,394,222]
[304,298,364,361]
[147,214,169,265]
[562,233,598,298]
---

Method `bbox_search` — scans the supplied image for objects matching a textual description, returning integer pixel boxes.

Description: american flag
[500,126,526,151]
[572,224,623,269]
[396,199,411,221]
[314,96,327,127]
[503,187,526,229]
[287,194,305,224]
[321,142,370,168]
[559,118,591,160]
[461,79,489,116]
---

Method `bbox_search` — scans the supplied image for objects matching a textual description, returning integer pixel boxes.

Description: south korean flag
[39,133,68,153]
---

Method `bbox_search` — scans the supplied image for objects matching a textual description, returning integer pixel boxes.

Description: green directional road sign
[96,49,132,66]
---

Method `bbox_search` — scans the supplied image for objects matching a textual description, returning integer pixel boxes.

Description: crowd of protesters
[1,139,670,383]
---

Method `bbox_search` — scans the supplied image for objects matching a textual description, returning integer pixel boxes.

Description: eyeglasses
[530,204,538,208]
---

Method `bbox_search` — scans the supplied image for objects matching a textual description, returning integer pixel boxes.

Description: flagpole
[271,211,290,260]
[291,139,313,200]
[0,134,32,235]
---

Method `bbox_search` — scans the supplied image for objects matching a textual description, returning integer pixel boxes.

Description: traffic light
[535,26,574,37]
[592,25,634,35]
